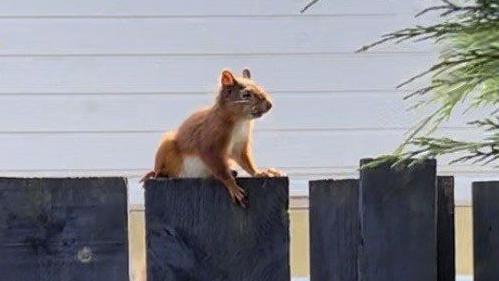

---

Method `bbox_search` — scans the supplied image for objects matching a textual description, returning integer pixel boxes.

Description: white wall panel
[0,128,487,171]
[0,92,490,133]
[0,17,431,55]
[0,54,435,93]
[0,0,441,16]
[0,0,490,207]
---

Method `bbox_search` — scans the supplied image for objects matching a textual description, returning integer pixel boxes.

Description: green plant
[305,0,499,167]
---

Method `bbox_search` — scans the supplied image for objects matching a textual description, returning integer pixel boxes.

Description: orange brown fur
[141,69,282,207]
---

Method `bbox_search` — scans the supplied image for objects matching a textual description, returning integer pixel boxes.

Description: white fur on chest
[228,120,251,153]
[180,156,210,178]
[179,121,251,178]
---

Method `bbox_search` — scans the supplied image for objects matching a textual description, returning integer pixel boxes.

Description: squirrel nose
[266,102,272,111]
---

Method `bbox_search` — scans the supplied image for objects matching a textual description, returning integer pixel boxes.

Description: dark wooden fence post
[309,179,359,281]
[358,159,437,281]
[145,177,290,281]
[437,176,455,281]
[0,177,129,281]
[473,181,499,281]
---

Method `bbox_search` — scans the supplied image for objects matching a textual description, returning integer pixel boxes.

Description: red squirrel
[141,68,283,207]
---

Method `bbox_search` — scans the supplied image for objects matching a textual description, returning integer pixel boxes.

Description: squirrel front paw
[255,168,285,177]
[227,184,248,208]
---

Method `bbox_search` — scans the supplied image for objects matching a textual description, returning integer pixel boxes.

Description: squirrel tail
[141,131,180,185]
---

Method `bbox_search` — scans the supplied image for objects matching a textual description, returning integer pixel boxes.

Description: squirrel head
[216,68,273,120]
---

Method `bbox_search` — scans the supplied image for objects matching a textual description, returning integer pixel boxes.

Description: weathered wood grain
[0,177,129,281]
[309,179,359,281]
[473,181,499,281]
[358,159,437,281]
[145,177,290,281]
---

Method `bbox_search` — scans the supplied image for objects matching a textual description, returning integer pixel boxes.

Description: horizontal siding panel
[0,129,485,171]
[0,54,435,93]
[0,0,441,16]
[0,93,488,132]
[0,17,431,55]
[2,0,485,210]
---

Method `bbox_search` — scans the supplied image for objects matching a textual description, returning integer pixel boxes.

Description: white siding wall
[0,0,495,205]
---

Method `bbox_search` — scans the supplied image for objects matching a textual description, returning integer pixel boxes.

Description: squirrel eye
[241,91,251,99]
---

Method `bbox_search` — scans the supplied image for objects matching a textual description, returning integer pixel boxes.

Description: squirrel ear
[242,68,251,79]
[221,70,235,87]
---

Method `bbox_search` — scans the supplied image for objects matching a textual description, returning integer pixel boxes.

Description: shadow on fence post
[309,179,359,281]
[145,177,290,281]
[437,176,455,281]
[0,177,129,281]
[358,159,437,281]
[473,181,499,281]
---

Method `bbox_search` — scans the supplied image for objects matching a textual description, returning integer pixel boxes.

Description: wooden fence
[310,160,455,281]
[473,181,499,281]
[0,177,128,281]
[144,177,290,281]
[0,163,497,281]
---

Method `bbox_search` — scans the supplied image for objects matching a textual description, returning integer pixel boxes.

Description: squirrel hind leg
[154,134,183,178]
